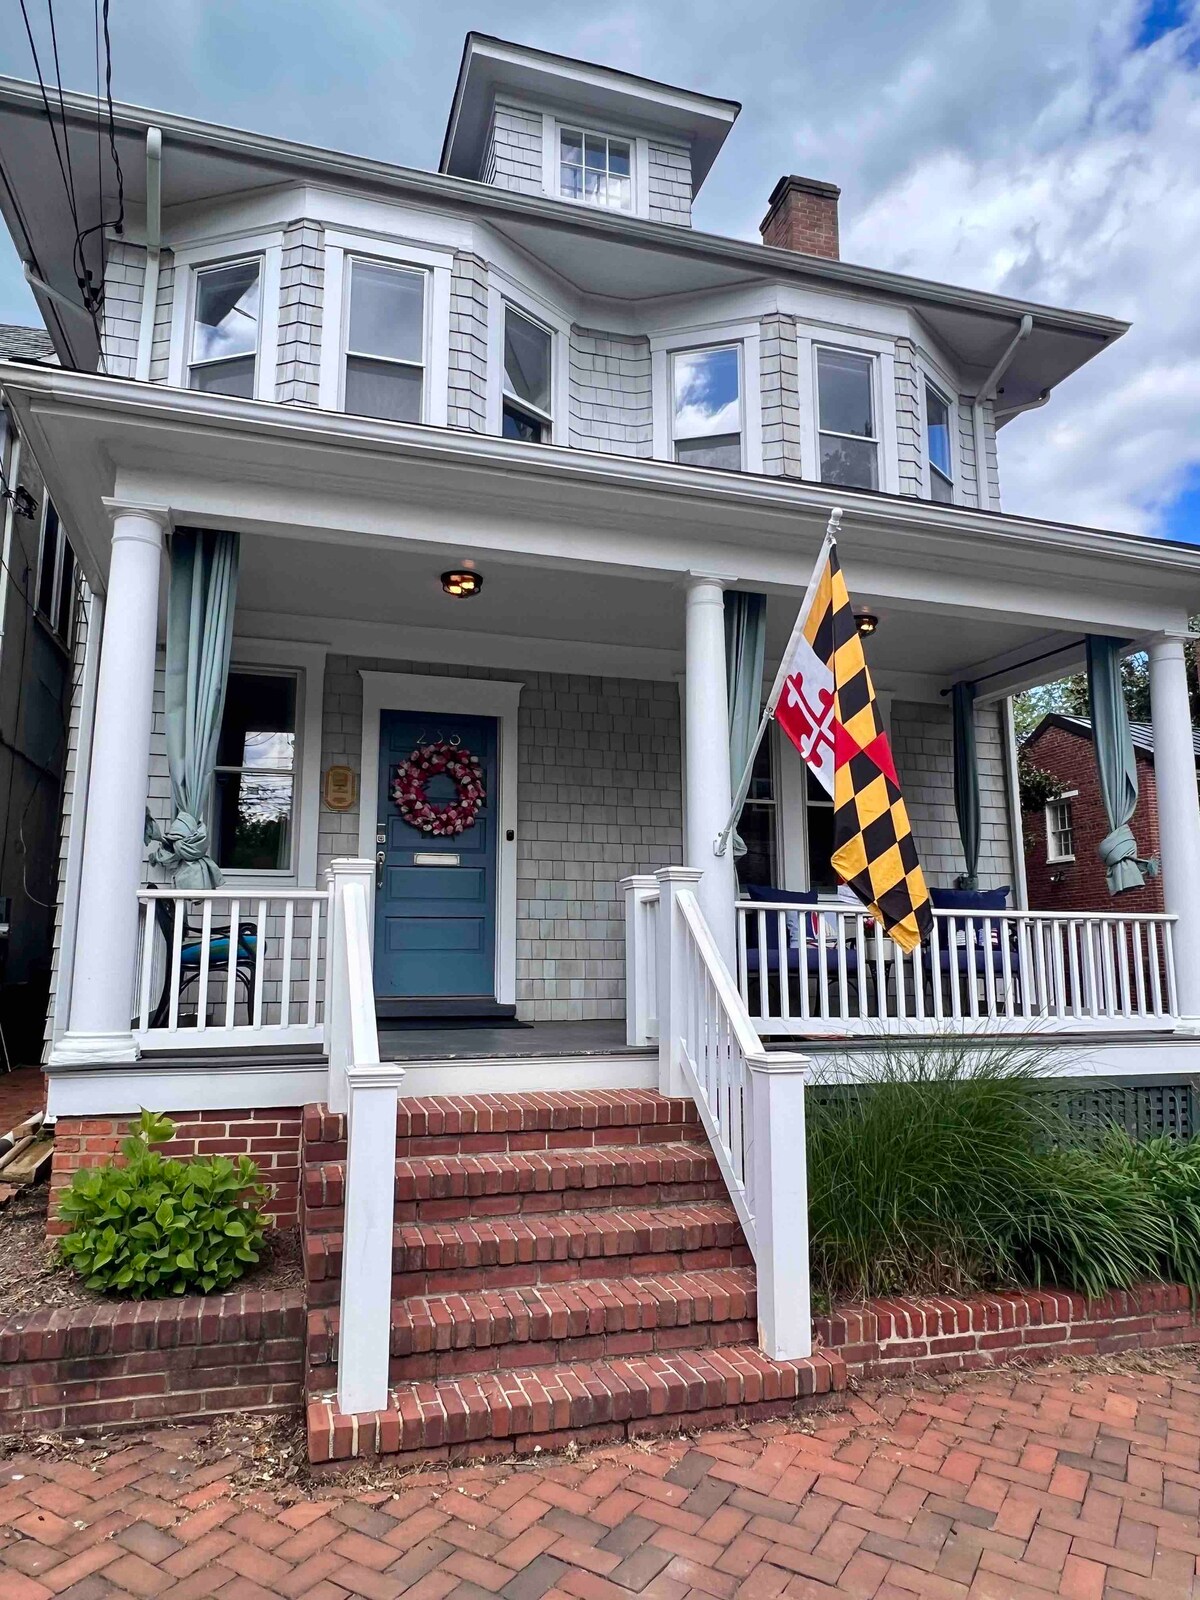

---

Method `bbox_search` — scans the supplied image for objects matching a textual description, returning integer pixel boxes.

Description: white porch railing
[736,903,1181,1037]
[654,868,811,1360]
[134,887,330,1048]
[324,858,404,1418]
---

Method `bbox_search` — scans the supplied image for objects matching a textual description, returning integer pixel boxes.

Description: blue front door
[374,710,499,1000]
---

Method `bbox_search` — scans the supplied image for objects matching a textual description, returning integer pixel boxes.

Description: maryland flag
[771,530,933,952]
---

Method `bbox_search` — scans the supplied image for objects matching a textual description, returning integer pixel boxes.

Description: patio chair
[740,884,873,1019]
[149,897,258,1030]
[925,886,1019,1014]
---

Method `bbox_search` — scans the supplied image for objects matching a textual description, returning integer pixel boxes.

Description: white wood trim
[650,323,763,473]
[805,334,899,497]
[485,272,570,441]
[226,638,327,887]
[917,371,962,505]
[357,670,523,1007]
[316,234,453,426]
[167,233,284,401]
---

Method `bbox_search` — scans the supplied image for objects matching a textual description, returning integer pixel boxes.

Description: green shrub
[806,1041,1200,1307]
[57,1110,268,1298]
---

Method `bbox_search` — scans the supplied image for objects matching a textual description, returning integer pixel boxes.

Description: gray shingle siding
[956,396,1002,509]
[892,698,1016,890]
[100,241,145,377]
[486,99,543,196]
[448,252,488,431]
[760,314,803,477]
[647,141,691,226]
[276,219,324,406]
[568,327,653,455]
[894,338,924,497]
[317,656,683,1021]
[147,252,174,383]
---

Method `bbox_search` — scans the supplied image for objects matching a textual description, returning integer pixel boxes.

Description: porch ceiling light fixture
[854,609,879,637]
[441,569,483,598]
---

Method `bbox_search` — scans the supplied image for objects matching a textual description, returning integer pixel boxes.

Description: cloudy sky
[1,0,1197,540]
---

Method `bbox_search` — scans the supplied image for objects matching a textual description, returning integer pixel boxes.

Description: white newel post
[747,1050,812,1360]
[1149,636,1200,1023]
[324,858,375,1113]
[684,574,738,973]
[619,874,659,1047]
[654,866,703,1097]
[51,506,167,1066]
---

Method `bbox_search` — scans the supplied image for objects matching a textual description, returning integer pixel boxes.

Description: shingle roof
[1045,712,1200,763]
[0,323,55,362]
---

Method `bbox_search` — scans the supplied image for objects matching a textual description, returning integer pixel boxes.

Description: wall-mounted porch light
[854,609,879,637]
[441,569,483,598]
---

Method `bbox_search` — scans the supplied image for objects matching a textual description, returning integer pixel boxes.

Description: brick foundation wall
[816,1282,1198,1380]
[0,1290,305,1434]
[1023,725,1163,913]
[48,1109,303,1236]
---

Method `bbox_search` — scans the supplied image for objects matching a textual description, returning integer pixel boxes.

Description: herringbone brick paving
[1,1354,1198,1598]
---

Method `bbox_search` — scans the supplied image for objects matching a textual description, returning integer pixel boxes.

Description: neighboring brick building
[1022,713,1199,912]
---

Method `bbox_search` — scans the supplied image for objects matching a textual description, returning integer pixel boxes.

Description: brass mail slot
[413,852,459,866]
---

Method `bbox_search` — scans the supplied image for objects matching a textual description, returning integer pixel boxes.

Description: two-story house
[1,33,1198,1458]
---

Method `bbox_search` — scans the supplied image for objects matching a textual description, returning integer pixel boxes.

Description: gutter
[135,128,162,382]
[972,313,1032,507]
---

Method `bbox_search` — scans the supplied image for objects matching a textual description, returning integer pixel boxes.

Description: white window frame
[318,231,452,425]
[1045,791,1078,864]
[167,232,284,402]
[540,111,651,219]
[812,344,883,494]
[650,323,763,473]
[486,275,569,443]
[35,496,75,644]
[214,640,327,888]
[795,328,899,495]
[921,375,958,505]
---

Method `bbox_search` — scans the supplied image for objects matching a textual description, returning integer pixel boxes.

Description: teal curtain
[951,681,980,889]
[725,591,767,859]
[145,528,240,888]
[1086,634,1156,894]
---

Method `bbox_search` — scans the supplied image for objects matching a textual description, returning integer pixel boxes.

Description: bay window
[502,305,554,442]
[672,345,742,470]
[816,348,879,490]
[188,259,262,397]
[343,259,426,423]
[925,382,954,503]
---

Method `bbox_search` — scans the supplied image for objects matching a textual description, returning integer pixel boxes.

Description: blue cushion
[740,885,818,957]
[929,886,1010,912]
[180,931,257,968]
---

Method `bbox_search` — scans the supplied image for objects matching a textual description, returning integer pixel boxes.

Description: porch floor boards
[377,1016,635,1060]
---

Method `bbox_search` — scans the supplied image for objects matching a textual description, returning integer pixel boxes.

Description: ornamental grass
[806,1040,1200,1307]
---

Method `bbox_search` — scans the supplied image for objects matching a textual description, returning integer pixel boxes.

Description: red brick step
[307,1265,758,1380]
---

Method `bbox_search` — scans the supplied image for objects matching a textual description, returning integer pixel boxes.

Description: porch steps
[300,1088,842,1463]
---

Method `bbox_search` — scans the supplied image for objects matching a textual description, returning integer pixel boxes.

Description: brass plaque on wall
[323,764,358,811]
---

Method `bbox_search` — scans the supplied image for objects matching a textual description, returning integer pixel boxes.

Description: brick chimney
[759,175,840,260]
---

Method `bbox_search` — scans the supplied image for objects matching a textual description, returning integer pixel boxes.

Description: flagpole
[714,508,843,858]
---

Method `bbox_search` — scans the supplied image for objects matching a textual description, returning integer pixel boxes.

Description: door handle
[375,850,386,890]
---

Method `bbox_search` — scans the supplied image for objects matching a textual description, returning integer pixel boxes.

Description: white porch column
[1149,635,1200,1022]
[684,574,738,972]
[52,506,167,1065]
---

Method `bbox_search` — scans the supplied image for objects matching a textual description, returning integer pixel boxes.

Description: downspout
[135,128,163,382]
[995,388,1050,425]
[972,312,1032,508]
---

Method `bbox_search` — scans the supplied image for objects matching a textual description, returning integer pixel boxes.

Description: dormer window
[188,258,261,397]
[559,128,632,211]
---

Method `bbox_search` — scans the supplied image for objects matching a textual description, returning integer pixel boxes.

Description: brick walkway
[1,1358,1198,1598]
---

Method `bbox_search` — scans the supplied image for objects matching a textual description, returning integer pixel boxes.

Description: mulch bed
[0,1183,303,1317]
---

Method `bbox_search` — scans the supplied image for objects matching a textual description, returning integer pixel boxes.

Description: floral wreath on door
[391,738,486,836]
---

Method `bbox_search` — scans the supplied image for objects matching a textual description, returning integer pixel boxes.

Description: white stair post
[654,866,703,1098]
[50,505,167,1066]
[1149,636,1200,1023]
[324,858,375,1113]
[684,574,739,974]
[337,1059,406,1416]
[747,1050,813,1360]
[619,874,659,1047]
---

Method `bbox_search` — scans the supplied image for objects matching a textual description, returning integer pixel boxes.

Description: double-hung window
[1045,795,1076,863]
[212,671,298,873]
[672,345,742,470]
[735,739,778,890]
[502,306,554,442]
[343,259,426,423]
[36,499,76,643]
[188,259,262,397]
[925,382,954,503]
[816,348,879,490]
[559,127,632,211]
